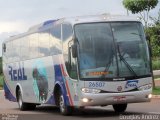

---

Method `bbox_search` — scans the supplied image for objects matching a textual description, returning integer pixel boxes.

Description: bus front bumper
[79,89,152,106]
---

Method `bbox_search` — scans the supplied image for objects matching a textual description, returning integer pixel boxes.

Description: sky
[0,0,159,56]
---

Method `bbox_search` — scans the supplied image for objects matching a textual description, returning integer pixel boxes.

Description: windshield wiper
[100,51,114,78]
[117,45,137,77]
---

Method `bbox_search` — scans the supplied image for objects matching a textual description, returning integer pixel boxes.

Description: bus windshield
[74,22,151,80]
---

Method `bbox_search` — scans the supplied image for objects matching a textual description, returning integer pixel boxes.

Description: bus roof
[64,14,140,24]
[4,14,140,43]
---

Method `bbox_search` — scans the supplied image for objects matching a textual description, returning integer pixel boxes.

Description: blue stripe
[43,20,57,26]
[54,65,70,105]
[4,81,17,102]
[46,95,55,104]
[46,65,70,105]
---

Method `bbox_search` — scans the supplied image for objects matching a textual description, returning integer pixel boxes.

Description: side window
[3,43,7,63]
[62,23,73,63]
[51,24,61,39]
[21,37,29,60]
[50,24,62,55]
[62,24,72,41]
[67,42,78,79]
[7,41,13,63]
[12,39,20,62]
[62,24,77,79]
[29,33,38,58]
[3,43,6,53]
[38,30,50,57]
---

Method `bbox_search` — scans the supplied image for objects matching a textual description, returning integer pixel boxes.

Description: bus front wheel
[112,104,127,113]
[58,90,72,115]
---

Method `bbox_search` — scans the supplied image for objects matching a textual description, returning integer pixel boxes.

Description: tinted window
[50,24,62,55]
[62,24,72,41]
[51,24,61,39]
[29,33,38,58]
[38,30,50,57]
[21,37,29,60]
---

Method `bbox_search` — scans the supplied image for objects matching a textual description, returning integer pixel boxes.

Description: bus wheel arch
[54,84,62,106]
[15,85,36,111]
[15,84,23,102]
[54,84,72,115]
[15,85,27,110]
[16,86,20,101]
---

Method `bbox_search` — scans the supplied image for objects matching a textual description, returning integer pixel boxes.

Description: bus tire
[17,89,28,111]
[17,90,36,111]
[112,104,127,113]
[27,103,36,110]
[58,90,72,115]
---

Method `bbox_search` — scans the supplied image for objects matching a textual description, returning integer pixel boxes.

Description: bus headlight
[138,84,152,91]
[147,94,152,99]
[81,88,101,94]
[82,98,89,102]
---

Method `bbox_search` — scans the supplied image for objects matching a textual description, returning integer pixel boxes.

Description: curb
[0,90,4,92]
[153,70,160,76]
[152,95,160,99]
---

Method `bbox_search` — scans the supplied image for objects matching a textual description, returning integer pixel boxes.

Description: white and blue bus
[2,14,152,115]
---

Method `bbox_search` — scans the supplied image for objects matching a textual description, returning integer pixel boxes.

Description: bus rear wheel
[112,104,127,113]
[58,90,72,115]
[17,89,36,111]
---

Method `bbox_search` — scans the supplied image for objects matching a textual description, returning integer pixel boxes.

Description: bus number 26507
[89,82,105,88]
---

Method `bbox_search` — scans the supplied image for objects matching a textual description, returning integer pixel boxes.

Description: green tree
[146,26,160,58]
[123,0,159,88]
[145,10,160,88]
[145,10,160,58]
[123,0,158,27]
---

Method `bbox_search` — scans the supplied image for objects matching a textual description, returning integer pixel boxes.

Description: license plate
[113,96,126,102]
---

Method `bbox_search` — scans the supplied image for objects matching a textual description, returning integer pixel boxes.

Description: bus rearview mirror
[72,44,77,58]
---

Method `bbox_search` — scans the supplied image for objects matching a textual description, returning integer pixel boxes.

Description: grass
[153,76,160,95]
[152,87,160,95]
[0,75,3,90]
[152,59,160,70]
[154,75,160,80]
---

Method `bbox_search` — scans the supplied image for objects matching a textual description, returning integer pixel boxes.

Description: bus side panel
[52,55,72,106]
[3,56,56,104]
[21,56,55,104]
[3,80,17,102]
[52,55,85,107]
[54,64,71,105]
[3,63,17,102]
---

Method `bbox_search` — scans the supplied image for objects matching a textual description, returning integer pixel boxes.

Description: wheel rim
[59,95,65,113]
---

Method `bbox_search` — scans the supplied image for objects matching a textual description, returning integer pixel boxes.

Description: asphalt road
[0,90,160,120]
